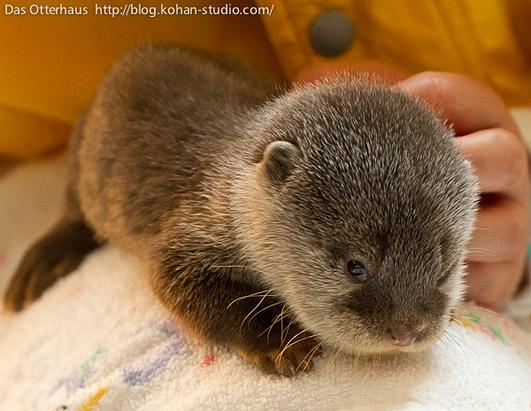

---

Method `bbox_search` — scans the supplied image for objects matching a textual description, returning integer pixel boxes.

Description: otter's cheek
[315,313,374,354]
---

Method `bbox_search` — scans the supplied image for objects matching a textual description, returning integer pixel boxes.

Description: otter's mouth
[328,327,442,357]
[347,338,435,356]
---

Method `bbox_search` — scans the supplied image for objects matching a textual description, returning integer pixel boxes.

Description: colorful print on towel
[50,318,192,402]
[453,304,531,360]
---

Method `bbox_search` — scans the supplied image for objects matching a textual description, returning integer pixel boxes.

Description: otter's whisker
[281,317,295,345]
[440,332,459,354]
[441,330,469,359]
[277,333,317,365]
[308,341,322,362]
[247,301,284,324]
[445,326,472,351]
[226,288,273,310]
[296,341,322,373]
[276,329,311,363]
[444,331,465,349]
[447,317,482,359]
[278,305,288,343]
[239,290,273,330]
[258,316,279,339]
[258,303,287,342]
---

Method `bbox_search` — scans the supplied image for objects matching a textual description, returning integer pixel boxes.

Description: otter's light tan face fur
[235,78,478,354]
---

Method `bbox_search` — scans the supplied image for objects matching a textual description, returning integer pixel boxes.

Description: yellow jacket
[0,0,530,158]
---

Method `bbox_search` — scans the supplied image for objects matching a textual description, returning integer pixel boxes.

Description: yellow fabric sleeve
[257,0,531,106]
[0,0,281,159]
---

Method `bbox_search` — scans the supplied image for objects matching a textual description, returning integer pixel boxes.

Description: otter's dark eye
[345,260,367,282]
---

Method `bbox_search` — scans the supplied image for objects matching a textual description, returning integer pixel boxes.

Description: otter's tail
[4,217,101,312]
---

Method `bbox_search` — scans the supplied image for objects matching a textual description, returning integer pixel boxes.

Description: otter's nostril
[386,328,418,347]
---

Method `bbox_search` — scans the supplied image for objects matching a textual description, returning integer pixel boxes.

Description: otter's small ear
[258,141,299,183]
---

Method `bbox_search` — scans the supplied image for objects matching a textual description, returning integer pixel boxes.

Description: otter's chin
[335,334,442,357]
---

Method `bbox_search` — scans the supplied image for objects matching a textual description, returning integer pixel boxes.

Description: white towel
[0,155,530,411]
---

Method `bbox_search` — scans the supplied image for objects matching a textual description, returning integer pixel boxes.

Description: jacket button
[310,11,355,57]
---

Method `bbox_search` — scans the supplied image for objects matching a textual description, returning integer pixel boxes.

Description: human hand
[399,72,529,308]
[296,66,530,308]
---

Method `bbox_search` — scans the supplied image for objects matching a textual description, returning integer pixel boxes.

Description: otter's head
[237,78,478,354]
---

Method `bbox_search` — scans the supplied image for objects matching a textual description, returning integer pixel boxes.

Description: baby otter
[4,42,478,376]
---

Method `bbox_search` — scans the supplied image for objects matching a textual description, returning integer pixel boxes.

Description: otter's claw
[238,334,321,377]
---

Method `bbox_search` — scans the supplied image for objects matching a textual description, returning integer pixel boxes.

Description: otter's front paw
[237,332,321,377]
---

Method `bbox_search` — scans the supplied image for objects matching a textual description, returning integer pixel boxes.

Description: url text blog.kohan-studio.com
[3,3,275,17]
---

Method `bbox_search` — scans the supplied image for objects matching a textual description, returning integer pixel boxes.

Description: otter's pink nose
[386,328,418,347]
